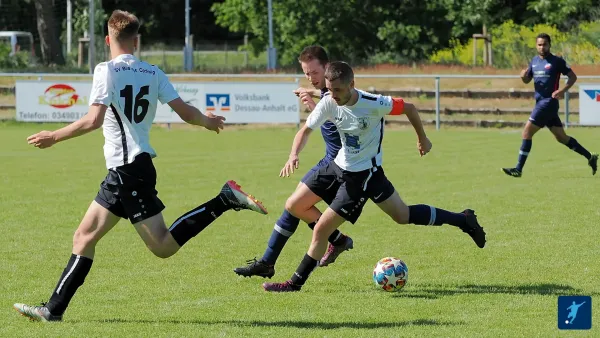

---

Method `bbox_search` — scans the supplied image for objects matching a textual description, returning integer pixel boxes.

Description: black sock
[290,254,319,287]
[408,204,467,227]
[45,254,93,316]
[307,220,344,245]
[566,137,592,160]
[169,196,230,246]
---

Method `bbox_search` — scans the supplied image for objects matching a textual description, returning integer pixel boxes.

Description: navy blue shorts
[529,98,562,128]
[303,162,395,224]
[300,157,333,183]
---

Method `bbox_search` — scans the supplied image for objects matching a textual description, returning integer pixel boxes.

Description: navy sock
[290,254,319,287]
[408,204,467,227]
[566,137,591,160]
[516,139,532,172]
[261,210,300,265]
[307,220,343,245]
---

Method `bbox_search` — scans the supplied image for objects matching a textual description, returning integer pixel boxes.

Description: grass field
[1,122,598,337]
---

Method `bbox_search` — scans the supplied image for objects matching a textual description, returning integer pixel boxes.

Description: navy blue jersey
[526,54,572,101]
[319,88,342,160]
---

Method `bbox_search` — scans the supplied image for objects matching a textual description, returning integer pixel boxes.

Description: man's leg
[262,207,347,292]
[135,180,268,258]
[14,201,121,322]
[549,125,598,175]
[375,190,486,248]
[235,162,353,277]
[263,179,365,292]
[502,120,541,177]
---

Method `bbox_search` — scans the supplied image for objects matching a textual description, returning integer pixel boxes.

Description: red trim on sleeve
[389,97,405,115]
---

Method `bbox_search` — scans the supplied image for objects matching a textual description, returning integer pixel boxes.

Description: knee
[73,228,98,250]
[556,134,569,144]
[285,197,301,217]
[146,244,175,259]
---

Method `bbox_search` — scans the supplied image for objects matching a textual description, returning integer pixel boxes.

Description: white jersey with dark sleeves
[89,54,179,169]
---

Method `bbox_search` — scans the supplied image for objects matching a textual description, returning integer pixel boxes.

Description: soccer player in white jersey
[14,10,268,322]
[263,61,486,292]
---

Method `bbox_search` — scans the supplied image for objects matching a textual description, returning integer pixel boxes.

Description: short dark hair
[298,45,329,66]
[324,61,354,84]
[108,10,140,42]
[536,33,551,45]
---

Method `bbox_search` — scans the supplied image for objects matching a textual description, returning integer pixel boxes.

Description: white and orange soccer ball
[372,257,408,292]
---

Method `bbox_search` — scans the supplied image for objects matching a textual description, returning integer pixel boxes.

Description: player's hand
[294,88,317,111]
[280,154,299,177]
[417,136,432,157]
[204,112,226,134]
[520,68,529,78]
[27,131,56,149]
[552,89,564,99]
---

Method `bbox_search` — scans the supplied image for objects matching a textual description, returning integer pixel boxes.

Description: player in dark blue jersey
[234,46,354,278]
[502,33,597,177]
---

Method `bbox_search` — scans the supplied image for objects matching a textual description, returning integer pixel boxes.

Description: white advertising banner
[16,80,300,124]
[579,84,600,126]
[16,81,92,122]
[155,82,300,124]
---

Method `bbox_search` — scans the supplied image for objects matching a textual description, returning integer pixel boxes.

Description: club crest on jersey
[544,64,552,69]
[357,117,370,130]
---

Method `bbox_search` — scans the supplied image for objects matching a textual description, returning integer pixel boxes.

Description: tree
[526,0,600,30]
[33,0,65,65]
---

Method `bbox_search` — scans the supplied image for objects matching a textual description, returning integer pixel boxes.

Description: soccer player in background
[502,33,597,177]
[234,46,354,279]
[14,10,268,322]
[263,61,486,292]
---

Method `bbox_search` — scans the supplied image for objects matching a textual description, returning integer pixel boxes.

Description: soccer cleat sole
[13,304,49,322]
[501,168,521,178]
[463,209,486,249]
[234,269,275,279]
[226,180,268,215]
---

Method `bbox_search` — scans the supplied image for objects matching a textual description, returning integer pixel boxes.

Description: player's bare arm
[520,67,533,84]
[553,70,577,99]
[168,97,225,133]
[403,102,432,156]
[280,124,314,177]
[27,103,107,149]
[293,87,318,111]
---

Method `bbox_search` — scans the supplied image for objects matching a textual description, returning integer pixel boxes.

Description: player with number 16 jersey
[14,9,268,322]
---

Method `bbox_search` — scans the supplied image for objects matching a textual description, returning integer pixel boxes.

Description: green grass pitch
[0,122,598,337]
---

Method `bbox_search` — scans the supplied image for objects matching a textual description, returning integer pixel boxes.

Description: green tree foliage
[211,0,599,68]
[430,20,600,67]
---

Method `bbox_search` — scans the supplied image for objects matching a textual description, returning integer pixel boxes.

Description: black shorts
[304,162,395,224]
[94,152,165,224]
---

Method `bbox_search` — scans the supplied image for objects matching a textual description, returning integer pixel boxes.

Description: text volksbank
[234,93,296,112]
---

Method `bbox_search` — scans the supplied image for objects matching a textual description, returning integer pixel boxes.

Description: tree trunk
[34,0,65,65]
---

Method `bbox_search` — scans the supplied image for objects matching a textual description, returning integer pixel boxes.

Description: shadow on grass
[90,318,463,329]
[393,283,596,299]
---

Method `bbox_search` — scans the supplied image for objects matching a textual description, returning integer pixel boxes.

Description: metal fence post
[435,77,440,130]
[564,78,570,128]
[295,77,300,129]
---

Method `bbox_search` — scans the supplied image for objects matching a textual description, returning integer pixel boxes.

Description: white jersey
[89,54,179,169]
[306,89,404,172]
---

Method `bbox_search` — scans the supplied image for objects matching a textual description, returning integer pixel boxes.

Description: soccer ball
[372,257,408,292]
